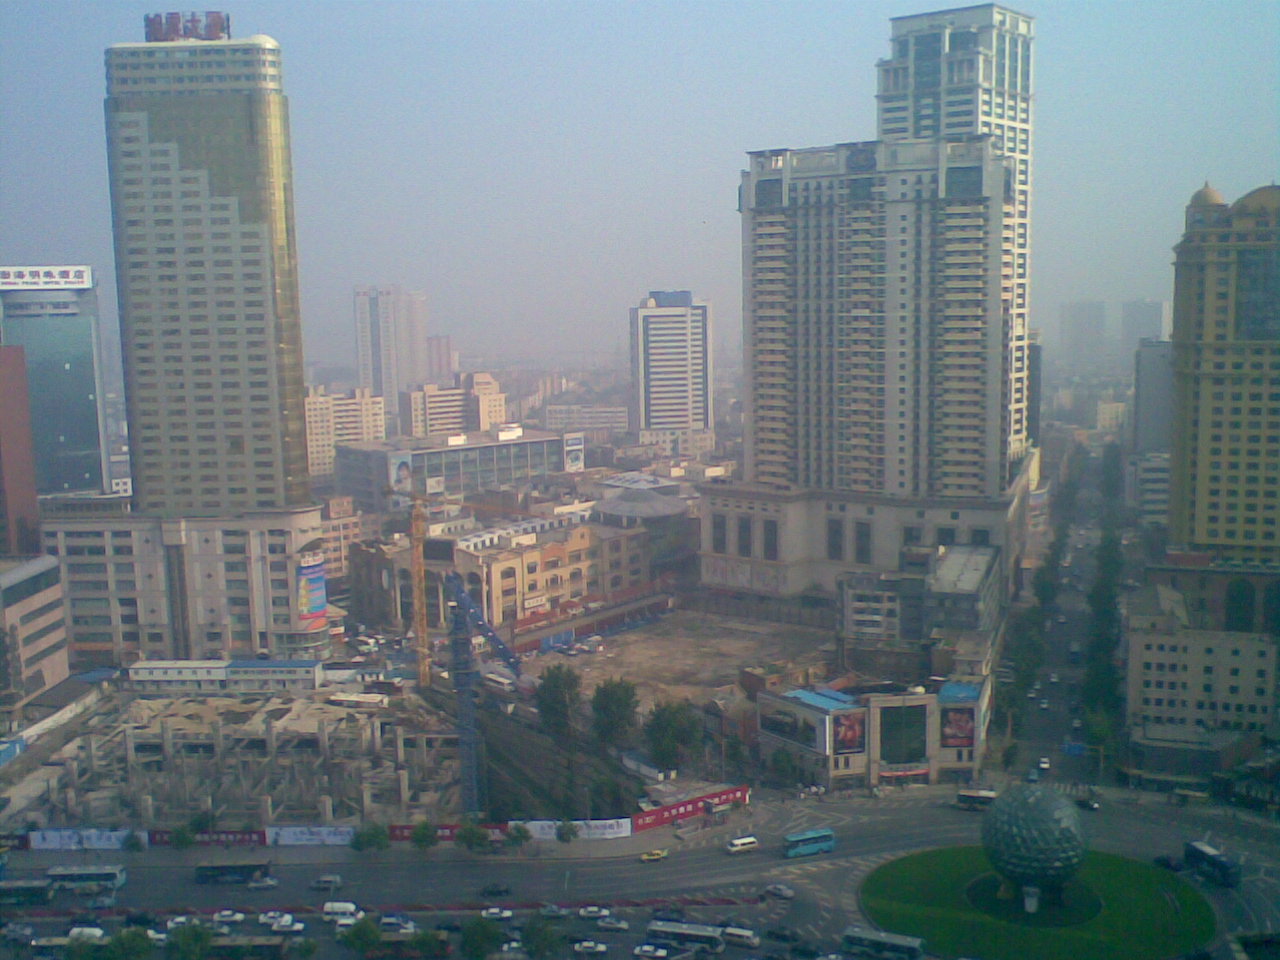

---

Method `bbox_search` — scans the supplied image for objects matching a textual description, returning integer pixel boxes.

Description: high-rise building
[0,266,109,494]
[702,5,1035,646]
[41,13,331,667]
[354,286,431,428]
[104,18,309,516]
[424,335,458,385]
[1132,339,1174,457]
[630,291,714,457]
[1168,184,1280,562]
[304,386,386,481]
[0,347,39,555]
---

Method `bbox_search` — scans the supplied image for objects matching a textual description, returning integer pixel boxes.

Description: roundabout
[860,845,1216,960]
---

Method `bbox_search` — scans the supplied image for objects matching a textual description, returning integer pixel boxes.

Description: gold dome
[1189,181,1226,206]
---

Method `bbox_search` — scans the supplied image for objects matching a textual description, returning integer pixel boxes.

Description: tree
[454,821,490,853]
[350,823,390,851]
[406,933,449,959]
[410,819,439,851]
[504,822,532,852]
[591,678,638,746]
[122,830,145,852]
[460,919,504,960]
[188,810,217,833]
[535,664,581,738]
[105,929,154,960]
[66,940,101,960]
[554,819,580,844]
[338,917,383,958]
[644,701,701,769]
[168,826,194,850]
[520,917,564,960]
[166,924,213,960]
[289,942,318,960]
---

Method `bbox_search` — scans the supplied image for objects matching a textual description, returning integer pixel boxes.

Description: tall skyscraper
[0,347,39,555]
[104,15,308,516]
[1168,184,1280,562]
[630,291,714,458]
[354,286,431,429]
[41,13,330,668]
[0,266,109,494]
[703,5,1035,643]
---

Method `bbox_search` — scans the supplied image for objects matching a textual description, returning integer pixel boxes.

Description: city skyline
[0,1,1275,369]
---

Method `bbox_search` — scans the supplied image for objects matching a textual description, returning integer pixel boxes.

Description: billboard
[832,709,867,754]
[759,701,823,752]
[563,432,585,473]
[297,552,327,624]
[940,706,976,749]
[0,266,92,290]
[388,454,413,508]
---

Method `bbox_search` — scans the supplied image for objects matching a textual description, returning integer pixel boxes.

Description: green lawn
[860,846,1215,960]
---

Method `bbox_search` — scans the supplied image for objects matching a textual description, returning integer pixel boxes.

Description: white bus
[840,925,925,960]
[720,927,760,948]
[46,865,127,891]
[646,922,726,954]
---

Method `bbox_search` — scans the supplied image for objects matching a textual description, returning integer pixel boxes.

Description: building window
[854,521,872,564]
[827,519,845,561]
[763,520,779,562]
[737,517,753,558]
[711,514,727,554]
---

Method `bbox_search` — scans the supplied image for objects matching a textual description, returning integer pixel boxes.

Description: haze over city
[1,0,1276,366]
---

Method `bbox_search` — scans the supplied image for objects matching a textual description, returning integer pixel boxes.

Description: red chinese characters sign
[631,785,751,833]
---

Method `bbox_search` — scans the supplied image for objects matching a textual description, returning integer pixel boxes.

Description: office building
[0,556,71,732]
[0,347,39,556]
[701,5,1035,640]
[44,13,329,666]
[400,372,507,439]
[0,266,109,494]
[1168,184,1280,562]
[544,405,630,433]
[629,291,714,457]
[105,16,309,516]
[354,286,431,426]
[304,386,385,481]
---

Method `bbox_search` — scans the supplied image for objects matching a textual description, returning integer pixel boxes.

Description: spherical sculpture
[981,784,1086,889]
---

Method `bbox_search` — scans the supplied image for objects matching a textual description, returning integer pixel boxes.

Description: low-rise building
[320,496,369,585]
[305,386,385,481]
[127,658,322,693]
[0,555,71,731]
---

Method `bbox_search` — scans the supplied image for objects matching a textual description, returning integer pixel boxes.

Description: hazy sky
[1,1,1277,370]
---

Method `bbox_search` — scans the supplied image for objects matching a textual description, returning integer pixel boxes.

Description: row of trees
[61,925,318,960]
[1079,442,1127,752]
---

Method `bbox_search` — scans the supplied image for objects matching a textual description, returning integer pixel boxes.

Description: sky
[1,0,1277,372]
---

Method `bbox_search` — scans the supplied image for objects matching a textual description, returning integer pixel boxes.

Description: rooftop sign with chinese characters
[144,11,231,42]
[0,266,93,290]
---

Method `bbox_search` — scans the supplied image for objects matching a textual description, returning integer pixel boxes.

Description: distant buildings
[0,346,39,555]
[1129,338,1174,528]
[1059,301,1107,374]
[305,386,386,481]
[544,404,630,433]
[630,291,714,459]
[400,372,507,438]
[354,286,429,429]
[0,266,109,494]
[1120,299,1168,354]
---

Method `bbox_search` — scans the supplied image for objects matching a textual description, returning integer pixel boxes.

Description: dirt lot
[521,609,833,707]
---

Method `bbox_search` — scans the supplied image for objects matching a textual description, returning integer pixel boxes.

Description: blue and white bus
[840,925,925,960]
[783,828,836,858]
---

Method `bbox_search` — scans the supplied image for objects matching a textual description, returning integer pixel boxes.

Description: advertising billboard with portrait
[940,706,976,748]
[297,553,327,625]
[388,454,413,508]
[759,701,823,752]
[831,709,867,754]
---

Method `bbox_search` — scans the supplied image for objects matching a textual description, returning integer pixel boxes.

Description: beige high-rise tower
[105,14,309,516]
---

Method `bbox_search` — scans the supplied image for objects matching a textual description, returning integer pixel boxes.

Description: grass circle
[860,846,1215,960]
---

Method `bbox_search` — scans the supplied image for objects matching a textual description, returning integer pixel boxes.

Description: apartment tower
[630,291,714,458]
[354,286,431,430]
[704,5,1035,642]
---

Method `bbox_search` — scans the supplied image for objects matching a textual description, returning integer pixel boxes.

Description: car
[272,919,306,935]
[640,848,669,862]
[501,941,523,953]
[763,883,796,900]
[66,929,107,943]
[765,927,801,944]
[335,918,358,934]
[381,915,414,932]
[311,874,343,891]
[651,908,685,923]
[145,931,167,946]
[634,947,669,960]
[1039,698,1050,710]
[1048,672,1059,684]
[1071,718,1083,730]
[247,876,279,890]
[577,906,610,920]
[539,905,570,920]
[1076,797,1100,811]
[1025,768,1041,783]
[573,942,608,955]
[1056,615,1067,624]
[167,917,193,931]
[480,883,513,898]
[1038,756,1051,771]
[597,918,629,932]
[1026,689,1037,699]
[2,925,35,943]
[481,908,513,921]
[258,912,286,927]
[213,911,245,925]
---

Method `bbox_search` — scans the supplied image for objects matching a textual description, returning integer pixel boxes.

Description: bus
[1184,841,1241,888]
[645,921,726,954]
[955,788,998,811]
[840,925,925,960]
[782,828,836,858]
[195,862,273,885]
[0,878,53,905]
[46,865,127,891]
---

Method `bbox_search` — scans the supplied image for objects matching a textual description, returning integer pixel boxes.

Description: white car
[258,912,287,927]
[597,918,629,932]
[166,917,192,931]
[633,947,668,960]
[1039,698,1050,710]
[1072,718,1084,730]
[334,918,358,934]
[247,876,279,890]
[213,911,245,925]
[145,931,167,946]
[501,941,523,953]
[577,906,610,919]
[272,919,306,935]
[1038,756,1051,771]
[1048,673,1059,684]
[573,942,608,955]
[481,908,513,921]
[67,928,107,943]
[764,883,796,900]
